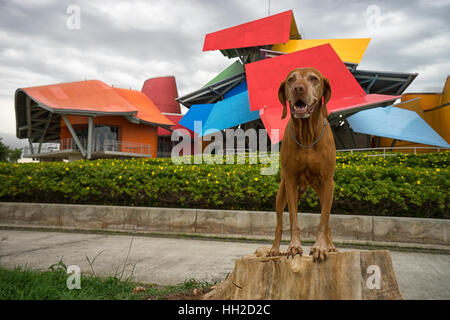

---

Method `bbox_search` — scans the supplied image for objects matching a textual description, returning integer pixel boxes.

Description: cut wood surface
[202,247,402,300]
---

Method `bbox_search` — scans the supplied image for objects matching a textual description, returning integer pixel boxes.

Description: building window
[157,136,171,157]
[94,125,120,151]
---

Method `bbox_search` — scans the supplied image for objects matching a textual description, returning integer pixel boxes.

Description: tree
[0,138,9,162]
[9,149,22,162]
[0,137,22,162]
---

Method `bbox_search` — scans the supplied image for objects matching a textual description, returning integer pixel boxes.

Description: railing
[23,138,151,157]
[23,138,83,156]
[337,146,449,158]
[100,140,151,155]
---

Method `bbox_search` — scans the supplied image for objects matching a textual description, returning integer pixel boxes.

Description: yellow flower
[86,186,90,190]
[436,168,440,172]
[340,188,344,191]
[65,167,69,171]
[417,180,421,185]
[254,177,258,181]
[119,176,122,179]
[215,180,219,184]
[185,181,189,184]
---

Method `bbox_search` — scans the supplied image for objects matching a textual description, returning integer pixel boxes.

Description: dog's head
[278,67,331,119]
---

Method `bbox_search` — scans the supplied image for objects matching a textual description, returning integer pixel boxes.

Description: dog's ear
[322,77,331,118]
[278,81,287,119]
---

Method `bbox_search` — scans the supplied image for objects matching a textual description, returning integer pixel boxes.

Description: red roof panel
[141,76,181,114]
[158,114,194,137]
[245,44,399,143]
[203,10,294,51]
[260,94,398,143]
[245,44,369,111]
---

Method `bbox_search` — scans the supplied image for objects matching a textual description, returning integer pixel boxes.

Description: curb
[0,202,448,247]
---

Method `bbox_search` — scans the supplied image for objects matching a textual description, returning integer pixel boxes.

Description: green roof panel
[203,60,244,87]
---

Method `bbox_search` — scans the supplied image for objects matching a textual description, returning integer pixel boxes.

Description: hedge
[0,152,448,219]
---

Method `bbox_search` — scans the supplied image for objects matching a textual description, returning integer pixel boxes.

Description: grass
[0,263,212,300]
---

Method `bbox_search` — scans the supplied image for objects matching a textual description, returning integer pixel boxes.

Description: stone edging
[0,202,448,246]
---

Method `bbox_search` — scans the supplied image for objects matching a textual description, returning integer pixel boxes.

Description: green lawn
[0,264,211,300]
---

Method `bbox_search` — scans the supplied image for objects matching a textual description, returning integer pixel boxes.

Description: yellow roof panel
[402,93,441,110]
[441,76,450,104]
[395,98,423,117]
[272,38,371,64]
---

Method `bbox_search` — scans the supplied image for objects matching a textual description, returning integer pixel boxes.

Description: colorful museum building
[14,77,186,160]
[14,10,449,161]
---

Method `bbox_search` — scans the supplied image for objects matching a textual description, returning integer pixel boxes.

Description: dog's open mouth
[292,99,314,118]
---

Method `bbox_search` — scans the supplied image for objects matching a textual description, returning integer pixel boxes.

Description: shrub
[0,152,448,218]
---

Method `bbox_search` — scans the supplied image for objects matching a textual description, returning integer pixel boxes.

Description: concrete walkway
[0,229,449,300]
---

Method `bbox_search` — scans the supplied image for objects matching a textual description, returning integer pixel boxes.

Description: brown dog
[268,67,338,262]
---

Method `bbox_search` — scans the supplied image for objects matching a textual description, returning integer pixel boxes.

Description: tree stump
[202,247,402,300]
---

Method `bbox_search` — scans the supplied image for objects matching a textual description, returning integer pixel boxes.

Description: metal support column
[87,116,94,159]
[38,112,53,153]
[26,96,34,154]
[62,115,86,157]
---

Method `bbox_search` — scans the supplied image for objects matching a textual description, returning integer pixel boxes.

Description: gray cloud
[0,0,448,148]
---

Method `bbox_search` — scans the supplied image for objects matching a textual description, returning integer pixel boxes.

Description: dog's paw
[328,245,338,253]
[285,244,303,259]
[309,242,337,262]
[309,245,328,262]
[266,247,282,257]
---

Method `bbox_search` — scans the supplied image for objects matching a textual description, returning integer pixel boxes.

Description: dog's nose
[294,84,306,94]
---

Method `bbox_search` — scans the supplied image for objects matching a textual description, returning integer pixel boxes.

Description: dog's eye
[308,75,319,83]
[288,77,295,83]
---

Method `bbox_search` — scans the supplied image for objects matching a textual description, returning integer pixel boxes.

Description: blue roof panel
[178,103,213,134]
[224,81,248,98]
[179,84,260,136]
[347,106,450,148]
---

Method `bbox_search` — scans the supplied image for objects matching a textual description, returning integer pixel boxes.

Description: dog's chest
[284,152,323,184]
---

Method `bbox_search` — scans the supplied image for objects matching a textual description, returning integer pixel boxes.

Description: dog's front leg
[310,179,338,262]
[268,177,286,257]
[285,176,303,258]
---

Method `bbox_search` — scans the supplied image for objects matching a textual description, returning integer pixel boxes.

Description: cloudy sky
[0,0,449,148]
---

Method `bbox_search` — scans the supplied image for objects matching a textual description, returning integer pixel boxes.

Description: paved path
[0,229,449,299]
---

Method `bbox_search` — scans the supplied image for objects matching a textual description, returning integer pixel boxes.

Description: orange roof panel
[22,80,138,114]
[113,88,174,126]
[20,80,174,127]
